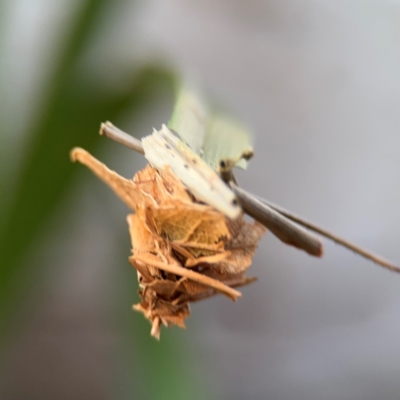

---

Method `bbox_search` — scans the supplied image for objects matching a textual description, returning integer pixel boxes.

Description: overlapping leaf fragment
[71,148,265,339]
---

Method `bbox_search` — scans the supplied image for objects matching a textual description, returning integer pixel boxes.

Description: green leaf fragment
[168,84,208,155]
[202,114,253,172]
[168,84,253,174]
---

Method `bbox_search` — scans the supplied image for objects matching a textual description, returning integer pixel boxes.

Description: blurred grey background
[1,1,400,399]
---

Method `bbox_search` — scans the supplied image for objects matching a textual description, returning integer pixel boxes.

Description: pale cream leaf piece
[141,125,240,219]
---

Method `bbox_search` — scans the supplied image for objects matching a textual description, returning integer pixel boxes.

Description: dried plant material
[184,251,231,267]
[131,254,242,300]
[142,125,241,219]
[71,147,265,339]
[214,219,267,275]
[71,148,143,210]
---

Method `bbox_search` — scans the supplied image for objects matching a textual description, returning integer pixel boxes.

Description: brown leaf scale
[71,147,266,339]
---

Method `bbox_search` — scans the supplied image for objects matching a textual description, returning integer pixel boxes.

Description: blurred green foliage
[0,1,207,398]
[0,0,168,330]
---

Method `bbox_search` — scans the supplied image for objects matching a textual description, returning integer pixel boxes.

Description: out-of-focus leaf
[168,83,253,172]
[203,114,253,171]
[0,2,207,398]
[168,83,208,155]
[0,0,174,332]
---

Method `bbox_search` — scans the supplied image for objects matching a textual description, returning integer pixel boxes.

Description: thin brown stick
[231,184,323,257]
[254,197,400,273]
[100,121,145,154]
[131,255,242,300]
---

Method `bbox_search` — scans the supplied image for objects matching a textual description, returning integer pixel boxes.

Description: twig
[255,197,400,273]
[100,121,144,154]
[131,255,241,300]
[231,184,323,257]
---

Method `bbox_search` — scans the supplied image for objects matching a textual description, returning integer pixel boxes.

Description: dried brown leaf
[131,253,242,300]
[214,220,266,274]
[73,147,266,338]
[151,200,230,244]
[71,148,144,210]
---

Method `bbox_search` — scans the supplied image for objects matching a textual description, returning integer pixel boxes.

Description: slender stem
[231,184,323,257]
[100,121,144,154]
[257,196,400,273]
